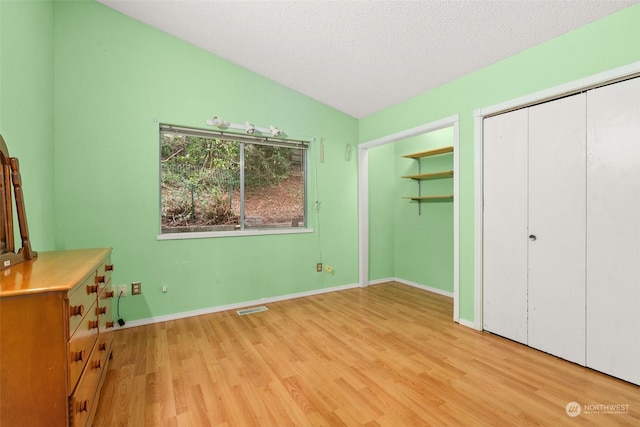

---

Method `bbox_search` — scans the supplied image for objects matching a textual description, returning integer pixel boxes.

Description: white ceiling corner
[97,0,637,118]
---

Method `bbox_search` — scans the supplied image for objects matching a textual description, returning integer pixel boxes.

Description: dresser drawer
[68,274,100,337]
[68,301,99,392]
[69,347,103,427]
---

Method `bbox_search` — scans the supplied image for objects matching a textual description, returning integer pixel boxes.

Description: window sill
[157,227,314,240]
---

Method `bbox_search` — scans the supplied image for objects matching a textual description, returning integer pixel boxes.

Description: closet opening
[358,115,460,323]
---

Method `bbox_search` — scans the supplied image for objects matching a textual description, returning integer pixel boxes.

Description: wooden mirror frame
[0,134,36,270]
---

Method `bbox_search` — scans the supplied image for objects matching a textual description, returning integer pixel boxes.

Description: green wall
[368,128,454,294]
[360,4,640,323]
[394,128,453,291]
[53,1,359,321]
[0,0,56,251]
[2,0,639,326]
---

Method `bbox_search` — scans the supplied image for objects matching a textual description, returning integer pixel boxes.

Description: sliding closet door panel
[483,109,528,344]
[528,93,586,365]
[586,77,640,385]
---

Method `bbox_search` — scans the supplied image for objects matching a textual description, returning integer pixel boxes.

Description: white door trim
[358,114,460,322]
[474,61,640,331]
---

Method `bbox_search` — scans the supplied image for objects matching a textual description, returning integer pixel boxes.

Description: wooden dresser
[0,248,114,427]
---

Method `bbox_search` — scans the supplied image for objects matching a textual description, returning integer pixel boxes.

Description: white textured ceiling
[97,0,637,118]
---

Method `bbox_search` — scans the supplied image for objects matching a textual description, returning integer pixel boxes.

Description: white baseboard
[368,277,454,299]
[393,277,454,298]
[367,277,396,286]
[117,282,360,329]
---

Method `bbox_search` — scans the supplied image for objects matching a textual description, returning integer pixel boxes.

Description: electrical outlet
[316,262,323,272]
[162,285,167,293]
[131,282,142,295]
[325,265,334,274]
[118,284,127,297]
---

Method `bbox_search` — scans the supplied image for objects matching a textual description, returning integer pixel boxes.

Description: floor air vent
[237,306,268,316]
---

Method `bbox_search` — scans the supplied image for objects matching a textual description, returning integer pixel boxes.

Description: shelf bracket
[417,159,422,215]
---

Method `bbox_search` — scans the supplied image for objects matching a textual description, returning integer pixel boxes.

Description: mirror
[0,134,36,270]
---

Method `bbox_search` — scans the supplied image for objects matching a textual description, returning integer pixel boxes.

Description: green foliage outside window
[160,130,304,233]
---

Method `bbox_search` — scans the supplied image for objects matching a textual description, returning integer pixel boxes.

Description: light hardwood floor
[93,282,640,426]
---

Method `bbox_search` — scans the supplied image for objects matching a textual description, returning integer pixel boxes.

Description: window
[159,124,308,236]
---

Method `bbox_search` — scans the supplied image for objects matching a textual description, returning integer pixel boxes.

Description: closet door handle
[529,234,537,241]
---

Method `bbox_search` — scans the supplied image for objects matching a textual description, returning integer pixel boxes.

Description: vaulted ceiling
[98,0,637,118]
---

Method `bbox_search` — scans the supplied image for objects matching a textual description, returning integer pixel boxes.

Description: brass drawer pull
[88,320,99,330]
[96,306,107,315]
[105,264,114,272]
[86,284,98,294]
[105,290,115,298]
[106,321,115,329]
[95,275,106,284]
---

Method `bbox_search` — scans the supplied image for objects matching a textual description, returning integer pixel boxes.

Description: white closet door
[528,93,586,365]
[586,77,640,385]
[483,109,529,344]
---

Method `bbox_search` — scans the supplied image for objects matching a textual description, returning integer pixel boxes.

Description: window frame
[158,124,312,240]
